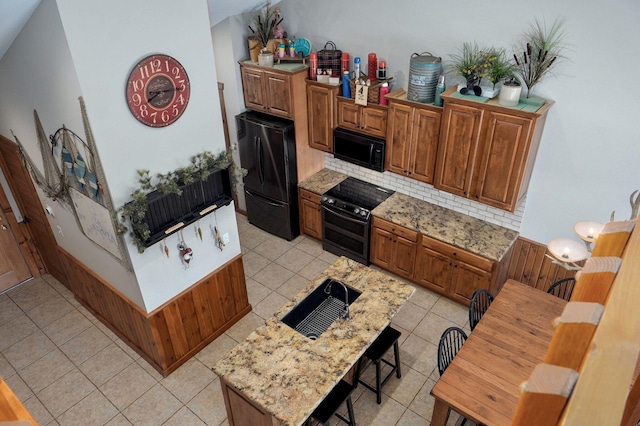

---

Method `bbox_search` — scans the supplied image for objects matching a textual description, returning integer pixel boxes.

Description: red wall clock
[126,54,191,127]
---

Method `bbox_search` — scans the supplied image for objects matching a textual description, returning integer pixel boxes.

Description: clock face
[126,54,191,127]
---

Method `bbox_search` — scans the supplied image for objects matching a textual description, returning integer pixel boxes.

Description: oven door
[321,204,371,265]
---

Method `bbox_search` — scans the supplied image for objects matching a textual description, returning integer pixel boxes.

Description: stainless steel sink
[281,278,361,339]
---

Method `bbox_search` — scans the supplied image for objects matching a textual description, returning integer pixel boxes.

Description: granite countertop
[373,192,518,262]
[212,257,415,426]
[298,168,347,194]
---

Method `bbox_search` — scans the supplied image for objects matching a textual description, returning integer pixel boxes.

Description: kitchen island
[212,257,415,426]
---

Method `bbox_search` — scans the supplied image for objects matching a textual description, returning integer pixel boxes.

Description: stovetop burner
[323,177,395,213]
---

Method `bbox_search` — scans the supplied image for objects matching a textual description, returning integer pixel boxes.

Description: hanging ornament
[163,237,169,258]
[177,240,193,269]
[212,212,225,251]
[196,220,203,241]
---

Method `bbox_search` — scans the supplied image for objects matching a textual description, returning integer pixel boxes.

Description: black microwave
[333,128,385,172]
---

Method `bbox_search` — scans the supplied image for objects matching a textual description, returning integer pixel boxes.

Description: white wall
[216,0,640,245]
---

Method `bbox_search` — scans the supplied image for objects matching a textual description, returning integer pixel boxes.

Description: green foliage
[248,2,282,50]
[486,48,516,88]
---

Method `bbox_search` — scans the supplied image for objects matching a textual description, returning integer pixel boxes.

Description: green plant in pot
[486,48,515,90]
[448,42,493,96]
[248,2,282,66]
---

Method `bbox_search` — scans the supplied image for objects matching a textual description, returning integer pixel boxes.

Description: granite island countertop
[373,192,518,262]
[212,257,414,426]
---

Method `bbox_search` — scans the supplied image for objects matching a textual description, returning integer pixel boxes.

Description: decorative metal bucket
[407,52,442,103]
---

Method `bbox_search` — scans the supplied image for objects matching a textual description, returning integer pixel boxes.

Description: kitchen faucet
[325,280,350,320]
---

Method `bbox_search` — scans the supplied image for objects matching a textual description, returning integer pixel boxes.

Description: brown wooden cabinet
[414,234,493,305]
[307,80,340,153]
[386,93,441,184]
[370,217,418,280]
[336,96,387,138]
[240,64,293,119]
[299,188,322,240]
[434,89,553,212]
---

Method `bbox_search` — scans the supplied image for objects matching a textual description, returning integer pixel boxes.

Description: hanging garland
[117,146,246,253]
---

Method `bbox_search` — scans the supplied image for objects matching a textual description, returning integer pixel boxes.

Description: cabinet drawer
[372,217,418,242]
[420,234,493,272]
[299,188,321,203]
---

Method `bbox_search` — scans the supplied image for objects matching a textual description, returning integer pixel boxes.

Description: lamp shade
[548,238,589,263]
[573,221,604,242]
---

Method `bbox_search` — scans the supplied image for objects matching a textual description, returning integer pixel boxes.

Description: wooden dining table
[430,279,567,426]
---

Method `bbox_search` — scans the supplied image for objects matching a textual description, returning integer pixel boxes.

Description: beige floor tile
[408,286,441,311]
[392,301,429,333]
[161,358,216,404]
[36,368,96,417]
[0,313,38,351]
[0,297,23,327]
[294,236,325,257]
[104,413,133,426]
[352,388,407,426]
[186,379,228,426]
[276,274,312,299]
[8,279,59,312]
[382,365,428,407]
[224,312,265,343]
[399,334,438,377]
[25,294,75,328]
[3,329,55,370]
[252,261,295,290]
[413,311,460,346]
[136,357,165,381]
[396,407,429,425]
[196,333,239,369]
[407,378,437,420]
[122,383,182,426]
[245,277,270,306]
[101,362,158,411]
[430,296,469,328]
[55,389,118,426]
[252,292,288,319]
[241,251,271,277]
[275,247,315,273]
[297,258,331,281]
[18,348,74,393]
[238,226,271,250]
[79,342,135,387]
[22,394,54,426]
[42,310,93,346]
[60,325,112,364]
[163,406,207,426]
[252,236,295,261]
[4,372,33,401]
[318,250,340,264]
[0,353,15,378]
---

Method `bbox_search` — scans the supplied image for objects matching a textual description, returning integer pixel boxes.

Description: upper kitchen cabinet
[306,80,340,153]
[336,96,387,139]
[434,88,553,212]
[386,91,441,184]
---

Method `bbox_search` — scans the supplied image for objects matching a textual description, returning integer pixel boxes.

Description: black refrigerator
[236,111,299,241]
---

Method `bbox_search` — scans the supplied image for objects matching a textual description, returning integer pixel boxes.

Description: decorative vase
[258,51,274,67]
[248,37,262,62]
[498,81,522,107]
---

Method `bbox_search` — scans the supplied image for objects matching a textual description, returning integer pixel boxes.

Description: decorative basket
[349,74,393,104]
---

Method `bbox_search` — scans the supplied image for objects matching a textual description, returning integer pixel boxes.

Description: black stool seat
[356,325,402,404]
[307,380,356,425]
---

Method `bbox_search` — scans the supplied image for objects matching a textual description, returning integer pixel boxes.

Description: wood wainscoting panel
[507,236,578,291]
[58,247,251,376]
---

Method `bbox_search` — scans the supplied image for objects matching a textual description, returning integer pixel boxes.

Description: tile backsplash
[325,154,524,231]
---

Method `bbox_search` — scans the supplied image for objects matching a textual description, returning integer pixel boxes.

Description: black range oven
[321,177,395,264]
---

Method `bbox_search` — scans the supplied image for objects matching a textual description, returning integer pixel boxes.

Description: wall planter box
[139,167,232,247]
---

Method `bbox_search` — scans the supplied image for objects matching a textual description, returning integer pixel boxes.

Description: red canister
[341,52,350,77]
[309,53,318,80]
[368,53,377,82]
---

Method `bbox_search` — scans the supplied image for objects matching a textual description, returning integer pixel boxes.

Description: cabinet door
[409,108,441,184]
[472,111,533,211]
[434,103,483,197]
[307,84,336,153]
[299,189,322,240]
[414,241,453,294]
[337,98,361,131]
[385,103,413,174]
[264,71,292,118]
[450,260,492,305]
[241,67,267,112]
[360,107,387,138]
[392,235,417,279]
[370,225,394,269]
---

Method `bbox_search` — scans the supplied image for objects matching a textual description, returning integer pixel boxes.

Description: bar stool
[304,380,356,426]
[355,325,402,404]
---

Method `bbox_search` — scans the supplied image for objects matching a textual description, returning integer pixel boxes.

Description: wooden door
[434,103,483,198]
[413,239,453,294]
[264,71,292,118]
[360,107,387,138]
[299,189,322,239]
[472,111,533,211]
[391,235,417,279]
[385,103,413,175]
[240,67,267,112]
[369,223,394,269]
[307,83,335,153]
[0,179,33,291]
[409,108,441,184]
[450,260,492,305]
[336,98,361,132]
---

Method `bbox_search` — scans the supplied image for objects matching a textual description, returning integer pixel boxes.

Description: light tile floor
[0,213,471,426]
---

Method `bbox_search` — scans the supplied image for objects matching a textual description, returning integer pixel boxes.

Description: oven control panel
[321,196,371,221]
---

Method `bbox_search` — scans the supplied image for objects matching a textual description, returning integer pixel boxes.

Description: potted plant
[248,2,283,67]
[498,76,522,107]
[482,48,515,97]
[448,42,493,96]
[513,17,568,98]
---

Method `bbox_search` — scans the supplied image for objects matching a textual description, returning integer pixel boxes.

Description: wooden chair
[469,289,494,331]
[547,277,576,301]
[305,380,356,426]
[437,327,468,376]
[355,325,402,404]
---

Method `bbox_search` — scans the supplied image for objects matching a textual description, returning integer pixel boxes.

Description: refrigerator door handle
[254,136,265,184]
[246,189,285,208]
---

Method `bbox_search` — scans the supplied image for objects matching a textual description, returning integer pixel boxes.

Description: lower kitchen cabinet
[370,217,418,280]
[299,188,322,240]
[414,234,493,305]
